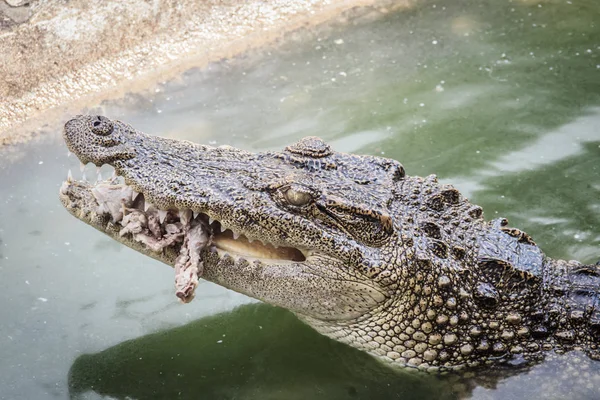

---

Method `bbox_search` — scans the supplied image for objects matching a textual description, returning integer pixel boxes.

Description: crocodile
[59,115,600,373]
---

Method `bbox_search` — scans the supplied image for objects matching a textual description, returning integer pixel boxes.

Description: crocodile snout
[64,115,136,166]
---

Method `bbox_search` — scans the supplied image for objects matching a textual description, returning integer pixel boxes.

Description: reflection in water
[68,304,600,400]
[1,0,600,398]
[68,304,456,400]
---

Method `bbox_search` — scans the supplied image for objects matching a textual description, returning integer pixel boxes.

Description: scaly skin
[59,115,600,372]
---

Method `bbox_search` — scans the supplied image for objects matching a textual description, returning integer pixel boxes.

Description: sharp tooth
[67,169,73,183]
[112,170,117,179]
[96,166,101,174]
[247,237,254,243]
[80,162,85,172]
[82,171,87,182]
[67,151,72,157]
[192,210,199,219]
[145,201,153,212]
[209,217,214,225]
[96,171,102,182]
[132,190,140,201]
[232,231,240,240]
[179,209,192,225]
[158,210,168,224]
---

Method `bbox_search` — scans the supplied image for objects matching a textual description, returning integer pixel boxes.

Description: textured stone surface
[0,0,404,145]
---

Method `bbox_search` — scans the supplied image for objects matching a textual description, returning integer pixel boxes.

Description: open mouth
[59,164,307,302]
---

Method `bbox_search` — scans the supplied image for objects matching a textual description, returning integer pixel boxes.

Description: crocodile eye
[90,116,114,136]
[283,187,313,207]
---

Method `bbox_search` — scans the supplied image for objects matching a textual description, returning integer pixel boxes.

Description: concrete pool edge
[0,0,409,146]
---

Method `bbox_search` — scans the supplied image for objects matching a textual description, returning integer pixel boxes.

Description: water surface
[1,0,600,399]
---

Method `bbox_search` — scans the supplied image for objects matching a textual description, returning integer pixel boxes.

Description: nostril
[90,115,114,136]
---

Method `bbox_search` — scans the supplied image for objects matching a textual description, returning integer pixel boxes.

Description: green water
[1,0,599,398]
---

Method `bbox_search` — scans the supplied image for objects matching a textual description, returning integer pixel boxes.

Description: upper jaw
[62,115,371,267]
[61,113,319,267]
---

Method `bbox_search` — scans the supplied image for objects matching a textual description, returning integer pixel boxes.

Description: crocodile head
[60,115,409,324]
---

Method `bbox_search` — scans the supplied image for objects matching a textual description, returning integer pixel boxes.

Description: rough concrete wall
[0,0,401,145]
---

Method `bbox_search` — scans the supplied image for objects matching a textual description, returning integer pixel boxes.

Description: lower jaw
[83,208,305,303]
